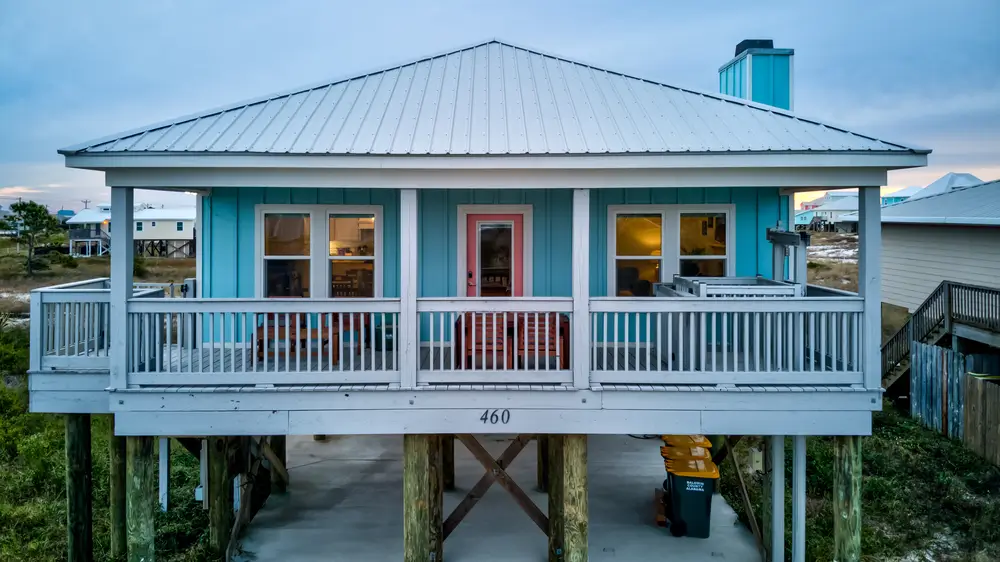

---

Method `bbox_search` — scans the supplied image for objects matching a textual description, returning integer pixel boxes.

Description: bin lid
[662,435,712,448]
[660,446,711,460]
[666,459,719,478]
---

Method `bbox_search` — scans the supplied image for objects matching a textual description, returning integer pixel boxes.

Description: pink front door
[465,214,524,297]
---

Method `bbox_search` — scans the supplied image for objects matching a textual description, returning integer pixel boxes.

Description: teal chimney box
[719,39,794,111]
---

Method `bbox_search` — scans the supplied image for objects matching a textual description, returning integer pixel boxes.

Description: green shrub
[133,253,149,278]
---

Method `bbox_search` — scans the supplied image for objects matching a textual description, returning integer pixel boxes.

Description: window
[609,205,732,295]
[262,213,311,298]
[135,222,143,232]
[176,221,184,232]
[257,206,382,299]
[151,221,157,227]
[329,214,376,298]
[613,214,662,296]
[679,212,727,277]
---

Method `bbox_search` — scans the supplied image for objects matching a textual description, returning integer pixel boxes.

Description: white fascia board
[65,151,928,171]
[882,216,1000,226]
[103,166,894,191]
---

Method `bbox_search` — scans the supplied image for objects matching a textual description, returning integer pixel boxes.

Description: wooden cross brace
[442,434,549,540]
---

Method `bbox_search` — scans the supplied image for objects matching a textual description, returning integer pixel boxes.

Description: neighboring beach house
[67,204,196,257]
[29,39,928,559]
[880,185,922,206]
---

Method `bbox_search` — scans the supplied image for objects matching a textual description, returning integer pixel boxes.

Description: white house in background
[842,179,1000,311]
[67,204,196,257]
[812,194,859,223]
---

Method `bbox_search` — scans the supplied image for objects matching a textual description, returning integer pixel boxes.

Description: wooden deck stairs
[881,281,1000,392]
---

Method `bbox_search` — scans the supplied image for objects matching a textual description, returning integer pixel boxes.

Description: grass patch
[720,405,1000,561]
[0,324,214,561]
[807,259,858,292]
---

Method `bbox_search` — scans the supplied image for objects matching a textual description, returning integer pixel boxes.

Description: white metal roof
[67,206,196,224]
[884,185,922,198]
[906,172,982,200]
[60,40,928,157]
[813,195,859,212]
[839,179,1000,225]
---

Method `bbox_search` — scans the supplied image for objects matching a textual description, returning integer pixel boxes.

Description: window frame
[606,204,735,296]
[135,221,143,232]
[254,204,383,299]
[176,221,184,232]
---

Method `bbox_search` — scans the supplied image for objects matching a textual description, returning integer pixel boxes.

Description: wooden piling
[126,436,156,562]
[442,434,455,491]
[208,437,233,557]
[833,435,862,562]
[403,434,443,562]
[109,419,127,559]
[548,435,588,562]
[270,436,288,493]
[536,435,549,492]
[66,414,93,562]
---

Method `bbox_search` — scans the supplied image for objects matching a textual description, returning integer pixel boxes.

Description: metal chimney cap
[735,39,774,56]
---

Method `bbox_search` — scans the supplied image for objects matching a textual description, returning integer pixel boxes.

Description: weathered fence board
[910,341,1000,465]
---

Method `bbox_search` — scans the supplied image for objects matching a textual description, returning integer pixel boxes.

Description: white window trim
[253,204,383,299]
[456,204,533,297]
[606,204,735,296]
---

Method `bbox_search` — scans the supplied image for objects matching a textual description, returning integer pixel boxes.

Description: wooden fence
[910,341,1000,463]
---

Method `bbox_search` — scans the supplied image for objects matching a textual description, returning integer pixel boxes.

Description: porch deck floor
[235,435,758,562]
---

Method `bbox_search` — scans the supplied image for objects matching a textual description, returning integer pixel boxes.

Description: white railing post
[29,291,43,372]
[399,189,419,388]
[859,186,881,390]
[572,188,591,389]
[110,187,135,390]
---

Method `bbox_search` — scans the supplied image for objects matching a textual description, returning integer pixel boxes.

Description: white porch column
[769,435,786,562]
[109,187,134,390]
[399,189,419,389]
[792,435,807,562]
[859,186,882,389]
[571,188,590,389]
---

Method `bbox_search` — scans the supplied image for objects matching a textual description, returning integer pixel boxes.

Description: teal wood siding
[200,188,400,299]
[417,189,573,298]
[748,54,792,110]
[719,57,746,99]
[589,187,783,296]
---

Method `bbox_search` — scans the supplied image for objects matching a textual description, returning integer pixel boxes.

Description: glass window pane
[615,214,661,256]
[331,260,375,298]
[479,223,512,297]
[680,213,726,256]
[264,260,310,297]
[680,259,726,277]
[329,215,375,256]
[615,259,660,296]
[265,214,310,256]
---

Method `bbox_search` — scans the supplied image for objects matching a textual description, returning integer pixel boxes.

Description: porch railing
[415,298,574,384]
[589,297,865,385]
[125,298,401,386]
[30,279,163,372]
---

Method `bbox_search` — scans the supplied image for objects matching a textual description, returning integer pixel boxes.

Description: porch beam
[399,189,419,389]
[571,188,590,389]
[110,187,134,390]
[859,186,882,390]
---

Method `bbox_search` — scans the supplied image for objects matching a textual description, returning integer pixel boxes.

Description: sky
[2,0,998,211]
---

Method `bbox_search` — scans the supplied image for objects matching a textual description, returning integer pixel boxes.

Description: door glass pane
[330,260,375,298]
[680,213,726,256]
[264,260,310,297]
[479,223,512,297]
[616,259,660,296]
[616,214,661,256]
[329,215,375,256]
[680,259,726,277]
[264,214,310,256]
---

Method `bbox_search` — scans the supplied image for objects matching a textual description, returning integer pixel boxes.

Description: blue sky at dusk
[2,0,998,210]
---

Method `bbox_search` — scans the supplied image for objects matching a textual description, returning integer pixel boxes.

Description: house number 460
[480,409,511,425]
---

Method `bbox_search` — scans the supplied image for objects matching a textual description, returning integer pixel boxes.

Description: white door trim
[456,204,533,297]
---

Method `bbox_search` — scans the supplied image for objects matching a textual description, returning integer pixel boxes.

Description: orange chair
[456,312,513,369]
[514,313,569,370]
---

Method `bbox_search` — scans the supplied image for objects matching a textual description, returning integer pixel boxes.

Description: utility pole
[81,199,91,209]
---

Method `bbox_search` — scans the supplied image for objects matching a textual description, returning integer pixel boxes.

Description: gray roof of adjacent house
[60,40,928,157]
[813,195,859,212]
[840,179,1000,226]
[907,172,982,200]
[884,185,922,198]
